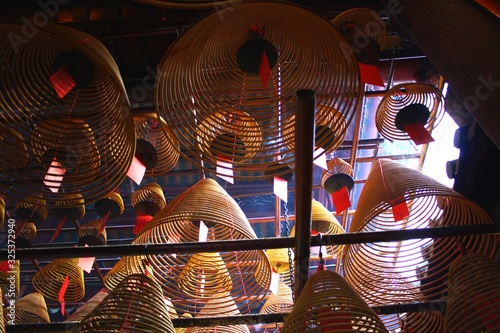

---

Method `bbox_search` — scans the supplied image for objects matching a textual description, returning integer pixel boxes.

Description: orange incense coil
[14,292,51,324]
[131,182,167,217]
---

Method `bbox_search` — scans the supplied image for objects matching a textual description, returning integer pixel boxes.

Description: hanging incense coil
[321,157,354,194]
[53,193,86,221]
[134,114,180,177]
[342,159,496,304]
[281,270,388,333]
[78,219,107,246]
[0,260,20,298]
[331,7,387,62]
[103,257,133,291]
[94,192,124,219]
[131,182,167,216]
[14,195,48,223]
[265,248,292,274]
[259,278,294,314]
[185,291,250,333]
[32,258,85,303]
[375,83,446,142]
[14,292,51,324]
[0,288,4,333]
[127,178,272,315]
[17,222,37,247]
[155,1,362,180]
[65,290,109,323]
[71,273,176,333]
[282,104,348,155]
[0,22,135,207]
[196,108,262,163]
[445,253,500,332]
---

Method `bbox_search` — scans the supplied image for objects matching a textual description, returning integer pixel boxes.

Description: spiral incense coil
[281,270,388,333]
[259,279,294,314]
[71,273,176,333]
[94,192,124,219]
[0,260,20,298]
[375,83,446,142]
[19,222,37,241]
[196,108,262,163]
[131,182,167,216]
[133,0,242,10]
[14,292,51,324]
[32,258,85,303]
[265,248,293,274]
[78,219,107,246]
[282,104,348,154]
[321,157,354,194]
[103,257,144,291]
[331,8,387,51]
[0,22,135,207]
[53,193,86,221]
[185,291,250,333]
[445,253,500,332]
[155,1,362,180]
[14,195,48,223]
[134,114,180,177]
[65,290,109,323]
[128,178,272,315]
[0,288,4,333]
[342,159,496,304]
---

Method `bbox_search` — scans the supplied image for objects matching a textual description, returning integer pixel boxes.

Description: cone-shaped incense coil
[14,292,51,324]
[103,257,135,291]
[196,108,262,163]
[375,83,445,141]
[78,219,107,246]
[0,260,20,299]
[71,273,175,333]
[282,104,347,155]
[259,279,294,314]
[281,270,388,333]
[129,178,272,315]
[131,182,167,216]
[343,159,496,304]
[32,258,85,303]
[94,192,124,219]
[0,22,135,207]
[399,311,445,333]
[53,193,86,221]
[185,291,250,333]
[65,290,109,323]
[265,248,292,274]
[321,157,354,194]
[18,222,37,241]
[178,252,233,298]
[155,1,362,180]
[331,8,387,50]
[134,114,180,177]
[15,195,48,223]
[445,253,500,332]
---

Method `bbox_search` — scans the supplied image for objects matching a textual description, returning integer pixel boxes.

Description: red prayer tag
[0,261,10,273]
[97,209,110,237]
[133,213,153,235]
[358,63,385,87]
[50,66,76,99]
[58,275,70,316]
[332,186,351,214]
[260,50,272,89]
[392,201,410,221]
[50,216,67,243]
[403,123,435,145]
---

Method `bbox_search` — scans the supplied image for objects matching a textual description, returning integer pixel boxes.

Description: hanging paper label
[260,50,272,89]
[358,63,385,87]
[216,156,234,184]
[78,245,95,274]
[0,261,11,273]
[313,147,328,170]
[198,221,208,242]
[50,66,76,99]
[133,213,153,235]
[273,176,288,203]
[127,155,146,185]
[270,272,280,296]
[58,275,70,316]
[403,123,435,145]
[97,209,110,237]
[50,215,67,243]
[44,157,66,193]
[392,200,410,221]
[332,186,351,214]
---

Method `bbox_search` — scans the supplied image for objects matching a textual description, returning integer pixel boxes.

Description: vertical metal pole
[293,89,316,299]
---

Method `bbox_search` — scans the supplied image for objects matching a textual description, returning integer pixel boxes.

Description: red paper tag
[58,275,70,316]
[260,50,272,89]
[0,261,11,273]
[332,186,351,214]
[127,155,146,185]
[97,209,110,237]
[50,66,76,99]
[392,201,410,221]
[358,63,385,87]
[403,123,435,145]
[44,157,66,193]
[133,213,153,235]
[50,216,67,243]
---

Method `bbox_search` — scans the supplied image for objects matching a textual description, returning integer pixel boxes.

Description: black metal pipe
[293,89,316,299]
